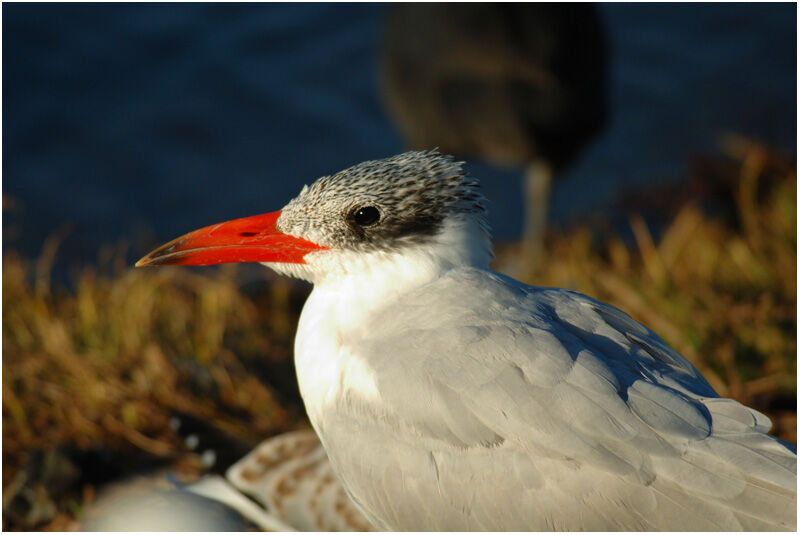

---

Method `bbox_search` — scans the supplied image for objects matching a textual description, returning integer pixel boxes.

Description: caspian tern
[137,151,796,531]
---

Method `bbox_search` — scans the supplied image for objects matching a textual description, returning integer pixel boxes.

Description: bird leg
[520,159,552,277]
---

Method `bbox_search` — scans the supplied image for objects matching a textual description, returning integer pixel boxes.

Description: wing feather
[322,268,796,530]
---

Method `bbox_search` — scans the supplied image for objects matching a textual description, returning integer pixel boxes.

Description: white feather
[284,259,796,530]
[254,153,796,530]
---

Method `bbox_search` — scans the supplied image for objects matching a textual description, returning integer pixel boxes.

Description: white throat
[265,216,492,426]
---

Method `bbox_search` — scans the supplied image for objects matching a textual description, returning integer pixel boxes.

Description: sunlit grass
[2,136,796,529]
[3,254,307,529]
[3,257,306,449]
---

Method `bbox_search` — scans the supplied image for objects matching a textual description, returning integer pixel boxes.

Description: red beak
[135,211,327,267]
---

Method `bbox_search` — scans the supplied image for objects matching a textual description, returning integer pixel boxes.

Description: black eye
[353,206,380,227]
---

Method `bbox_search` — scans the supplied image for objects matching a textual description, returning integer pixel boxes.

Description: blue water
[3,3,796,272]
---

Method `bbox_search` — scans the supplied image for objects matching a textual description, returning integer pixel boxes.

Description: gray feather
[319,267,796,530]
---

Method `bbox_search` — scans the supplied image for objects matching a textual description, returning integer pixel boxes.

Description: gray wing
[323,268,796,530]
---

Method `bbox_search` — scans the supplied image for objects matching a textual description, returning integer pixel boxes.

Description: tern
[137,151,796,531]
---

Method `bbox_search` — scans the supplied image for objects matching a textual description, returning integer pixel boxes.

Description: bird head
[136,151,492,282]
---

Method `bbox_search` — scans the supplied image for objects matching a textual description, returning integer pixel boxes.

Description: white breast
[293,252,436,427]
[291,216,492,427]
[294,292,380,426]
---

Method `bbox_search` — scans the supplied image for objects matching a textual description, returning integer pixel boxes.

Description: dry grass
[2,256,308,529]
[2,136,796,530]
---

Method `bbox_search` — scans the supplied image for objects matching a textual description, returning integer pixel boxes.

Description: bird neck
[286,217,491,430]
[272,216,492,331]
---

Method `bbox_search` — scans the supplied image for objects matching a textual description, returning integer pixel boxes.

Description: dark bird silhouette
[380,3,608,270]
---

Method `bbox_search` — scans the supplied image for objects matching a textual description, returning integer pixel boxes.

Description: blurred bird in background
[380,3,608,273]
[82,426,372,531]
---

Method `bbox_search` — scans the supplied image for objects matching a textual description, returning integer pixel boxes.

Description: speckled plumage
[277,150,489,253]
[225,430,374,531]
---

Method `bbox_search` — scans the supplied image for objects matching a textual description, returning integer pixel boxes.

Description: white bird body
[287,216,492,424]
[138,151,796,531]
[293,264,795,530]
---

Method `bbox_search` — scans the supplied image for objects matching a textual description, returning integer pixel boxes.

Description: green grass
[2,136,796,530]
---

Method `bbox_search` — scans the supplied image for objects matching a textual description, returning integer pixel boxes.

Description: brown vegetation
[2,137,796,530]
